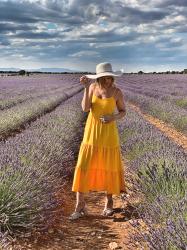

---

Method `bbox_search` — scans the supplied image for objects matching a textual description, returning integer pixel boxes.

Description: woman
[69,62,127,220]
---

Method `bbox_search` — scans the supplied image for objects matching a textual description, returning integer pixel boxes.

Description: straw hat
[85,62,123,79]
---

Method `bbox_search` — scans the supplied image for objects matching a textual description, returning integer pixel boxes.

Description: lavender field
[0,74,83,140]
[118,103,187,249]
[0,73,187,249]
[117,74,187,135]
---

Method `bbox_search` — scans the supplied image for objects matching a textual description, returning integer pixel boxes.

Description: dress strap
[92,84,118,99]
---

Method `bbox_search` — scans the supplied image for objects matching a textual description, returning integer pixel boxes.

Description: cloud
[69,50,101,58]
[156,0,187,7]
[0,35,10,45]
[13,31,59,39]
[0,0,186,72]
[0,23,34,33]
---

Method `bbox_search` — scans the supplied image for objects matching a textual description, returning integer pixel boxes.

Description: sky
[0,0,187,73]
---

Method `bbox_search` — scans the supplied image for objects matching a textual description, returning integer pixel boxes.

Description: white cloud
[69,50,101,58]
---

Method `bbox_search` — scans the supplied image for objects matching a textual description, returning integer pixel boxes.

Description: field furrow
[0,85,82,140]
[0,84,80,111]
[128,101,187,151]
[122,89,187,136]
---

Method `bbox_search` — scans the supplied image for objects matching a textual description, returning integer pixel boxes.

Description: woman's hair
[95,76,117,88]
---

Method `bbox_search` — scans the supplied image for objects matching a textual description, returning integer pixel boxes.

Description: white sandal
[68,206,88,220]
[102,208,114,216]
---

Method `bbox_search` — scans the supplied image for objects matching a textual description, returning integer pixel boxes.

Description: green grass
[135,159,187,225]
[173,116,187,133]
[174,98,187,109]
[125,142,161,161]
[147,103,187,134]
[137,159,186,200]
[148,105,173,123]
[121,127,135,141]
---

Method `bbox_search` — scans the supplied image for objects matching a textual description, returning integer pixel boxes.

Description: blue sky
[0,0,187,72]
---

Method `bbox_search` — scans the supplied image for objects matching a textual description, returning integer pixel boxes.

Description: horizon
[0,67,186,74]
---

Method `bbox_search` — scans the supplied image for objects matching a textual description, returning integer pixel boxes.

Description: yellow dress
[71,90,126,195]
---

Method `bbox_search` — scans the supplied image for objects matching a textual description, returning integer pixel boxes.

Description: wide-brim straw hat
[85,62,123,79]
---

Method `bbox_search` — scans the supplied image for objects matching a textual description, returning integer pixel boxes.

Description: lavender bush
[0,90,86,248]
[0,74,82,110]
[0,85,82,140]
[117,74,187,135]
[117,101,187,249]
[121,89,187,135]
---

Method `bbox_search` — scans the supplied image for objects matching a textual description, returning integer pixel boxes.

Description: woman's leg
[105,193,113,209]
[74,191,86,212]
[68,191,88,219]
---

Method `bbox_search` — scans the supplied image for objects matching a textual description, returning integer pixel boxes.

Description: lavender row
[117,74,187,112]
[122,84,187,110]
[0,85,83,140]
[117,103,187,249]
[121,89,187,136]
[0,84,79,111]
[118,74,187,96]
[0,91,85,248]
[0,74,82,110]
[2,74,186,99]
[119,84,187,113]
[0,74,82,96]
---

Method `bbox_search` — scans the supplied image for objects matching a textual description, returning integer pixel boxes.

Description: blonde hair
[95,76,117,88]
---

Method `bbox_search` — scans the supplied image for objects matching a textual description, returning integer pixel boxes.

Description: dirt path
[10,168,148,250]
[128,102,187,152]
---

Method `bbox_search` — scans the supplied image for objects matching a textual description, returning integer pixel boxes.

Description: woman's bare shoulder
[89,82,97,92]
[88,82,97,98]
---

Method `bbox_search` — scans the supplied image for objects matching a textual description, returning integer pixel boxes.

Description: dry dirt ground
[10,170,149,250]
[9,102,187,250]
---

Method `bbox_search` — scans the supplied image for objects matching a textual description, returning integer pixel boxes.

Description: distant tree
[18,70,26,76]
[138,70,144,74]
[184,69,187,74]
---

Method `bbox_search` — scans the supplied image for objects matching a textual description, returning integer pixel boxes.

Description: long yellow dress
[71,90,126,195]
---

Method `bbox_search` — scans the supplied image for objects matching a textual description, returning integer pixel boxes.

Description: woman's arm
[81,82,95,112]
[113,89,126,120]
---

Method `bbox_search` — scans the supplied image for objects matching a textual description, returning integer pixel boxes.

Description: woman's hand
[80,75,91,88]
[99,114,115,123]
